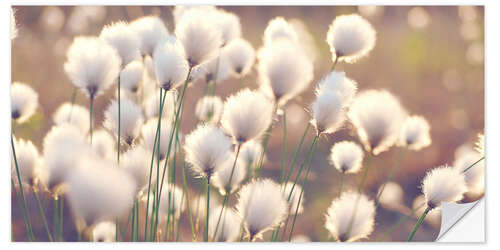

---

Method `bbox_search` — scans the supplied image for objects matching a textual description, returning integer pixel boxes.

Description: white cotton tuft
[240,140,264,169]
[326,14,376,63]
[212,152,247,195]
[376,182,404,210]
[221,89,274,144]
[92,221,116,242]
[283,182,304,215]
[190,53,232,84]
[99,21,140,66]
[129,16,168,56]
[453,150,484,196]
[103,99,144,145]
[66,157,136,226]
[258,39,313,105]
[263,17,299,45]
[12,138,41,186]
[53,102,89,134]
[152,36,190,90]
[422,165,468,209]
[195,96,224,124]
[348,90,407,155]
[209,205,241,242]
[121,146,150,192]
[119,60,143,93]
[212,9,241,46]
[315,71,358,105]
[311,90,345,135]
[64,37,121,99]
[11,82,39,123]
[158,185,185,220]
[142,89,176,122]
[90,129,115,160]
[184,124,232,179]
[329,141,364,174]
[175,9,222,67]
[173,5,217,25]
[223,38,255,77]
[398,115,432,151]
[141,118,175,161]
[43,124,88,190]
[236,179,288,240]
[324,191,375,242]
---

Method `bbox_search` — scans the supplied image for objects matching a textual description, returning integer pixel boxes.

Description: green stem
[59,196,63,241]
[89,97,94,144]
[331,55,339,71]
[131,202,136,242]
[377,202,424,241]
[283,123,311,188]
[279,111,287,184]
[254,103,278,178]
[212,194,228,241]
[205,177,211,242]
[338,172,345,197]
[11,135,34,241]
[407,206,432,241]
[53,197,58,241]
[181,161,196,240]
[120,206,133,240]
[375,148,406,208]
[462,156,485,173]
[288,135,319,241]
[358,154,372,193]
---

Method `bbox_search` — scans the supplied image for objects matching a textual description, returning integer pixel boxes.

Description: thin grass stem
[407,206,432,241]
[375,148,406,208]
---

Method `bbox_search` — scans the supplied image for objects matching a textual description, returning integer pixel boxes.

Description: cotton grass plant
[11,6,485,243]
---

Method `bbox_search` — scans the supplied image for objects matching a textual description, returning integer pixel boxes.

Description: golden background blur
[11,6,484,242]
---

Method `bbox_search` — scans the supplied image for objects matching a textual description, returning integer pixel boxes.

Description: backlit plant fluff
[421,165,467,209]
[326,14,376,64]
[184,124,232,179]
[195,96,224,124]
[398,115,432,151]
[236,179,287,241]
[329,141,364,174]
[104,99,144,145]
[119,60,143,93]
[64,37,121,100]
[99,21,140,66]
[129,16,168,56]
[11,82,39,123]
[153,36,190,91]
[324,191,375,242]
[348,90,407,155]
[53,102,89,134]
[224,38,256,77]
[221,89,274,144]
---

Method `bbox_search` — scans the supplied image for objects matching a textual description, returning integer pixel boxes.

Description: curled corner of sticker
[436,198,485,242]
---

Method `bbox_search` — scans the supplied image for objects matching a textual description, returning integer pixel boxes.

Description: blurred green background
[11,6,484,242]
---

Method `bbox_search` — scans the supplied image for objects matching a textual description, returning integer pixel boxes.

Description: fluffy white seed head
[209,205,241,242]
[121,146,150,192]
[142,89,176,122]
[398,115,432,151]
[184,124,232,179]
[92,221,116,242]
[263,17,299,45]
[236,179,288,240]
[258,39,313,105]
[376,182,404,210]
[283,182,304,215]
[53,102,89,134]
[11,82,39,123]
[475,133,484,158]
[66,157,136,226]
[348,90,407,155]
[104,99,144,145]
[12,138,40,186]
[315,71,358,105]
[99,21,140,66]
[141,118,175,161]
[212,153,247,195]
[422,165,468,209]
[43,124,88,190]
[152,36,190,90]
[239,140,263,168]
[173,5,217,25]
[329,141,364,174]
[324,191,375,242]
[120,60,143,93]
[64,37,121,99]
[326,14,376,63]
[212,9,241,46]
[221,89,274,144]
[129,16,168,56]
[223,38,255,76]
[90,129,115,160]
[412,195,442,228]
[191,53,232,84]
[175,9,222,67]
[311,91,345,135]
[158,185,185,220]
[453,150,484,196]
[195,96,224,124]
